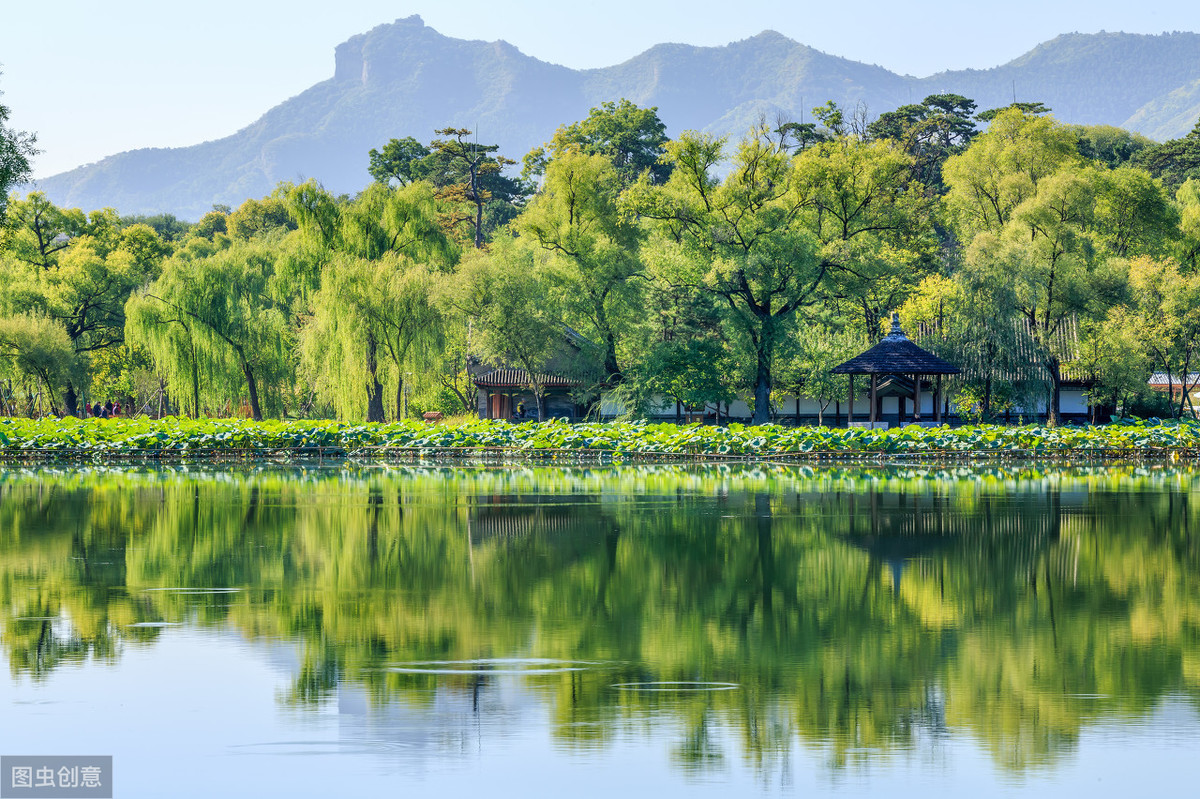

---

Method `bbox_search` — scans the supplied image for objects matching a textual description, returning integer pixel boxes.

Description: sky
[2,0,1199,179]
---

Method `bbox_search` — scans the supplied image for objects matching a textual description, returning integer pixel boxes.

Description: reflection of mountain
[2,465,1199,776]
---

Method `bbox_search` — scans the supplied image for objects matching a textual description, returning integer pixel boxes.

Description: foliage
[623,128,825,424]
[0,77,37,224]
[5,415,1200,458]
[523,99,671,185]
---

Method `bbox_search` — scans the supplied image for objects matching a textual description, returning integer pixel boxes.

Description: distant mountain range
[35,17,1200,220]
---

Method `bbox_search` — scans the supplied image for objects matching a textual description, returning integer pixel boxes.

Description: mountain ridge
[34,18,1200,220]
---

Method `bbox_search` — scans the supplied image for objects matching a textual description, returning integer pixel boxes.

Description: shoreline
[3,416,1199,466]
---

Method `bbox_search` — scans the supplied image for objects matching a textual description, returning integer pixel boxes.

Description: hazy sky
[3,0,1199,178]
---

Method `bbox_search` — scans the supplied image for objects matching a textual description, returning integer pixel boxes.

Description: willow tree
[517,149,644,384]
[440,236,562,420]
[943,107,1082,237]
[0,313,80,416]
[301,252,441,421]
[133,243,293,420]
[126,290,202,417]
[290,181,454,421]
[622,129,824,424]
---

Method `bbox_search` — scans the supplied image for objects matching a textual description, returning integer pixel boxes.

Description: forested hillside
[32,18,1200,219]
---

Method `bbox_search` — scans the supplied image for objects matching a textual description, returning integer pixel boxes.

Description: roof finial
[890,312,903,336]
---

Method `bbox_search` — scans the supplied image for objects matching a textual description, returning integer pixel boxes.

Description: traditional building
[832,314,960,426]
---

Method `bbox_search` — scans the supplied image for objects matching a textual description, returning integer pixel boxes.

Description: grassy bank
[2,416,1200,463]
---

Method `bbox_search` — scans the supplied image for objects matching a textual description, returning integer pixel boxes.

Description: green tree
[866,93,979,193]
[1119,255,1200,418]
[440,236,563,419]
[1069,124,1155,169]
[623,129,825,424]
[367,136,431,187]
[524,99,671,185]
[428,128,526,249]
[0,77,37,224]
[1134,116,1200,192]
[943,107,1082,237]
[791,136,938,336]
[288,180,454,421]
[772,322,866,424]
[517,150,643,384]
[0,313,80,415]
[301,252,441,421]
[133,242,294,420]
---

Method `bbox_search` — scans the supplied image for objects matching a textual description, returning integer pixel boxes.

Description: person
[516,401,526,419]
[91,402,102,419]
[103,400,113,418]
[113,401,121,417]
[84,402,92,417]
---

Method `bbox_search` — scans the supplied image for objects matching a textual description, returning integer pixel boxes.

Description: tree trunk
[396,375,405,421]
[534,388,546,421]
[243,364,263,421]
[365,334,385,423]
[474,198,484,249]
[1047,357,1062,425]
[752,342,771,426]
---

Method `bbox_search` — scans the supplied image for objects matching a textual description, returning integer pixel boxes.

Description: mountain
[34,18,1200,220]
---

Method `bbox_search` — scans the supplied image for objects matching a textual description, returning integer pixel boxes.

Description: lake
[1,464,1198,797]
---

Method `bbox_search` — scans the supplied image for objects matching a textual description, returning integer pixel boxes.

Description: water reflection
[1,464,1199,779]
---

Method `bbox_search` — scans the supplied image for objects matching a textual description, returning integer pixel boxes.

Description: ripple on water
[229,740,413,757]
[611,681,740,692]
[142,588,242,595]
[385,658,611,676]
[127,622,182,628]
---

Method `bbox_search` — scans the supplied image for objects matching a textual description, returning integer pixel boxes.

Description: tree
[516,150,643,384]
[0,313,79,416]
[0,196,168,414]
[1092,166,1178,258]
[1069,124,1155,169]
[288,180,454,421]
[134,243,293,420]
[961,167,1103,422]
[866,94,979,193]
[440,236,563,420]
[428,128,525,248]
[1133,116,1200,192]
[368,136,431,187]
[226,195,295,241]
[623,129,825,424]
[791,136,938,337]
[772,321,866,424]
[302,252,441,421]
[1117,256,1200,418]
[524,99,671,185]
[0,77,37,224]
[976,101,1052,123]
[1,192,88,270]
[943,107,1082,237]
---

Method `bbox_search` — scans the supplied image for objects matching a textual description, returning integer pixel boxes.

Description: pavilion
[832,314,960,426]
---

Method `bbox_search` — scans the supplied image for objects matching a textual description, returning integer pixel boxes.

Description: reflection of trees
[1,466,1199,773]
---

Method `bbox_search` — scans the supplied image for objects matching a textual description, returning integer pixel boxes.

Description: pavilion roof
[473,368,581,389]
[832,315,961,376]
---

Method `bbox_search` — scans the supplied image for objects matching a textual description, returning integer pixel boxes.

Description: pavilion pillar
[913,374,922,422]
[870,374,878,424]
[848,375,854,426]
[935,374,943,425]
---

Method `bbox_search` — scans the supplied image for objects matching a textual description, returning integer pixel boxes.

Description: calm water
[1,464,1199,797]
